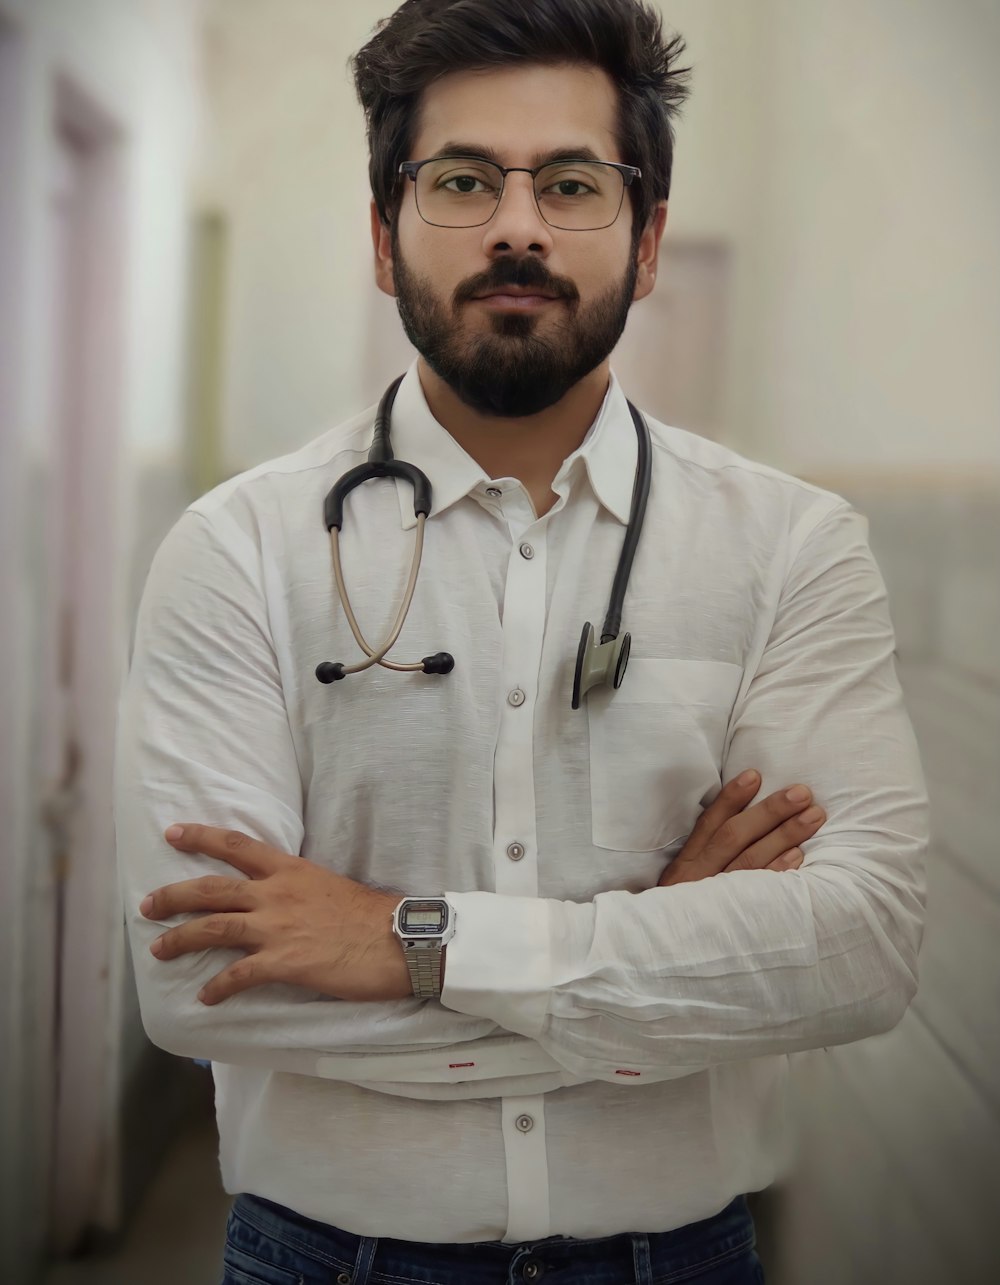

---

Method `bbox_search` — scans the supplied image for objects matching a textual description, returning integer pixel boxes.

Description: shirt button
[515,1113,534,1132]
[519,542,534,560]
[486,487,502,498]
[507,688,525,707]
[506,842,525,861]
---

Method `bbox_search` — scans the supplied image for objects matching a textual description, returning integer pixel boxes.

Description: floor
[40,1116,232,1285]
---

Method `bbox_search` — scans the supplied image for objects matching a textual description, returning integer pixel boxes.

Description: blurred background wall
[1,2,997,1283]
[0,0,207,1280]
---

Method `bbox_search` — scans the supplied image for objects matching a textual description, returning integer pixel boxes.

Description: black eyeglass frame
[398,156,642,231]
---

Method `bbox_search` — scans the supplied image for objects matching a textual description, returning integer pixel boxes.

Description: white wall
[745,0,1000,481]
[202,0,998,484]
[198,0,404,470]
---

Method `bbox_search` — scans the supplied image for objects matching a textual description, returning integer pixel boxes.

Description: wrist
[390,895,454,999]
[385,897,414,999]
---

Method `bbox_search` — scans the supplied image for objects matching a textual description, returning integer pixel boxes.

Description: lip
[473,292,560,310]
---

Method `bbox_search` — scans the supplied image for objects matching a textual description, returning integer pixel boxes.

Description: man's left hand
[140,824,413,1005]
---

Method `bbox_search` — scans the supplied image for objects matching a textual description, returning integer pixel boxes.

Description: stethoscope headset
[315,373,651,709]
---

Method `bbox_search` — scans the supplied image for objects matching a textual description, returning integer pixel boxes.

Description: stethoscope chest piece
[572,620,632,710]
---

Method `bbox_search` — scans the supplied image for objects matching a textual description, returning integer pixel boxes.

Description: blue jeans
[221,1191,766,1285]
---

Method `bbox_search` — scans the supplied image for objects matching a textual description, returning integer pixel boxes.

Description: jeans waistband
[230,1190,756,1285]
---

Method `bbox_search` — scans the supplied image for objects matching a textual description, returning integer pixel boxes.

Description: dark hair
[351,0,691,242]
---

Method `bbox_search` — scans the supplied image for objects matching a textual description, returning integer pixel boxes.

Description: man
[115,2,929,1282]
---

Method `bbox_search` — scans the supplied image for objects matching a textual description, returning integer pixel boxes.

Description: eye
[436,170,499,195]
[445,175,485,193]
[547,179,593,196]
[537,167,603,199]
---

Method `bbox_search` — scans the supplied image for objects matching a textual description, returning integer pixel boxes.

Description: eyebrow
[428,141,606,166]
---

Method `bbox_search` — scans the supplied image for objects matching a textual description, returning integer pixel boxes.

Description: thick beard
[390,237,640,419]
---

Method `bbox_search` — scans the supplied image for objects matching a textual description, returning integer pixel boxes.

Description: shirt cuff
[440,891,552,1038]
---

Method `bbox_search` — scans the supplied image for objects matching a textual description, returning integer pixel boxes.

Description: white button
[507,688,525,707]
[506,842,525,861]
[515,1114,534,1132]
[519,543,534,560]
[486,487,502,498]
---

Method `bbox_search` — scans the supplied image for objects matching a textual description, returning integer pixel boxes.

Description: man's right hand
[659,771,825,886]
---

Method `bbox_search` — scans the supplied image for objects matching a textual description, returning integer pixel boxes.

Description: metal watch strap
[403,942,443,998]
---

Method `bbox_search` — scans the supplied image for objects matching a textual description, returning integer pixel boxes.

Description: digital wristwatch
[391,897,456,999]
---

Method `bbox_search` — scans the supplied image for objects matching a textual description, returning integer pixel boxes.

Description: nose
[481,170,554,259]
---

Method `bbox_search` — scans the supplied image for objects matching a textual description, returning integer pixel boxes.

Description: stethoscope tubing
[602,398,651,643]
[327,516,428,673]
[317,374,651,688]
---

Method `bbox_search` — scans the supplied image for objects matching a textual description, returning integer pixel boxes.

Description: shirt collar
[388,358,638,531]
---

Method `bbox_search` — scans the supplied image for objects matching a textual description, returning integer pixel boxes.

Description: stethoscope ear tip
[422,652,455,675]
[316,661,347,684]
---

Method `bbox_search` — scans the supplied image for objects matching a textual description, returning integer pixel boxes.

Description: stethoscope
[315,373,651,709]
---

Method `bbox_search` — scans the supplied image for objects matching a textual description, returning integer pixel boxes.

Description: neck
[416,358,611,516]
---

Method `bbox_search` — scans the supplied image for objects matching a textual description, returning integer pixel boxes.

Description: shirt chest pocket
[587,658,744,853]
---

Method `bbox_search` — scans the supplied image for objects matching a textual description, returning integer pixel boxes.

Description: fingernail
[738,770,759,786]
[800,806,824,825]
[786,786,810,803]
[139,895,154,915]
[164,825,184,842]
[150,937,164,956]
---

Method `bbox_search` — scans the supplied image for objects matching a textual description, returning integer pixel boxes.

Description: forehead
[410,62,622,164]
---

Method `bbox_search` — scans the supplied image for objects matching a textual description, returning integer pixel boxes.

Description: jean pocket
[222,1231,305,1285]
[652,1235,758,1283]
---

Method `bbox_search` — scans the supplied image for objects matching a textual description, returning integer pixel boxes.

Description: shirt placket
[491,483,555,1243]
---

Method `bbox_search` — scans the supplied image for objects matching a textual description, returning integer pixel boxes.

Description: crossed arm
[117,502,928,1084]
[137,771,827,1005]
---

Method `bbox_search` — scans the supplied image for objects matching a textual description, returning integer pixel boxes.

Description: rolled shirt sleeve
[441,503,930,1084]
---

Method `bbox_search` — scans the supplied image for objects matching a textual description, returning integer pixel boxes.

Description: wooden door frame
[45,71,130,1254]
[0,9,44,1278]
[0,13,131,1262]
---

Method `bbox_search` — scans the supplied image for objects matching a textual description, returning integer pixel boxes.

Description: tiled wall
[761,485,1000,1285]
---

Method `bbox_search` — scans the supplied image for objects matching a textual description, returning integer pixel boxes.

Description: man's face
[373,62,661,418]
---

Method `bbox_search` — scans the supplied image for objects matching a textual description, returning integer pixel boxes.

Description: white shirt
[115,359,928,1244]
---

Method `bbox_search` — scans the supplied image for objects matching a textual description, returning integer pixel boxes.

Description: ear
[632,200,668,304]
[371,200,397,299]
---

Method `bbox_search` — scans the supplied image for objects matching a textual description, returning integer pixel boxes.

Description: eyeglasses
[398,156,641,231]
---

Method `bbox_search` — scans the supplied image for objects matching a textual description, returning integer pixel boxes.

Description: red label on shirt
[615,1069,641,1077]
[448,1062,476,1069]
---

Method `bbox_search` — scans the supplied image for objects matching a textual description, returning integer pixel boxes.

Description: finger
[140,875,256,921]
[689,770,761,842]
[163,825,294,879]
[151,913,256,960]
[724,805,826,872]
[198,954,267,1005]
[705,785,815,864]
[767,847,804,870]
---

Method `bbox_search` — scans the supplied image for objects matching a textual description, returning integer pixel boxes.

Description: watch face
[400,899,447,933]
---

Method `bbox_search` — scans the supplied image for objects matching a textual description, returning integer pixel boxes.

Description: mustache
[455,260,579,305]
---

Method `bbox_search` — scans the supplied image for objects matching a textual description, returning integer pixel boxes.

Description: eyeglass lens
[413,158,626,230]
